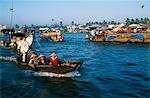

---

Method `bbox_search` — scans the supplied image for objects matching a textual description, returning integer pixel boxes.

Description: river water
[0,33,150,98]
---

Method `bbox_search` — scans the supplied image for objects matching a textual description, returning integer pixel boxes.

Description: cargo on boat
[87,24,150,43]
[40,28,64,42]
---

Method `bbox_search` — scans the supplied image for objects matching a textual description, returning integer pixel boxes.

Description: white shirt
[16,40,22,50]
[26,34,33,46]
[91,30,96,36]
[18,38,29,53]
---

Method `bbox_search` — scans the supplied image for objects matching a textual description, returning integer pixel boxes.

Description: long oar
[36,39,41,48]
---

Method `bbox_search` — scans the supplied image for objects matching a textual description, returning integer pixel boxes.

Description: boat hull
[16,60,83,74]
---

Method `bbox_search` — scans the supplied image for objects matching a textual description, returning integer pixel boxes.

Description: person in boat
[85,34,89,39]
[29,54,38,65]
[17,33,34,62]
[9,36,16,47]
[49,52,59,66]
[90,30,96,41]
[0,41,4,46]
[17,37,29,62]
[38,55,47,65]
[25,32,34,48]
[58,34,64,41]
[3,33,11,47]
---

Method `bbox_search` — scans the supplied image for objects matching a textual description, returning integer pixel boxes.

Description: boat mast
[10,0,14,38]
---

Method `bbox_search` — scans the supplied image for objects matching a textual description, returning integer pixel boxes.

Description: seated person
[38,55,47,65]
[59,35,64,41]
[29,54,38,65]
[49,52,59,66]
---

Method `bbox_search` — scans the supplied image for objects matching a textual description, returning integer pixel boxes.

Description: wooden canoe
[16,60,83,74]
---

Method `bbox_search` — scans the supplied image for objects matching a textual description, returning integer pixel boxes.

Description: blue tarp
[131,33,144,40]
[106,35,117,41]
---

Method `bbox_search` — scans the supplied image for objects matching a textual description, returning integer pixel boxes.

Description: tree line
[14,17,150,29]
[85,17,150,26]
[125,17,150,25]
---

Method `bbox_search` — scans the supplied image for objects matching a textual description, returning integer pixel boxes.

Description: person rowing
[49,52,59,66]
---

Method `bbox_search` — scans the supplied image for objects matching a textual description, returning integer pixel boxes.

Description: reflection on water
[0,33,150,97]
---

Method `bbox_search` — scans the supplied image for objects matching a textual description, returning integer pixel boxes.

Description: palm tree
[108,22,111,25]
[95,21,98,24]
[98,22,102,25]
[15,24,19,29]
[71,21,74,26]
[59,21,63,27]
[111,21,116,25]
[103,20,107,25]
[135,18,140,24]
[88,21,91,26]
[126,18,130,25]
[140,18,144,23]
[131,19,135,24]
[146,18,150,25]
[31,24,35,28]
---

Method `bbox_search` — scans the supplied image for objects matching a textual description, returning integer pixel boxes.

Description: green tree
[95,21,98,24]
[131,19,135,24]
[31,24,35,28]
[144,17,148,24]
[126,18,130,25]
[135,18,140,24]
[146,18,150,25]
[59,21,63,27]
[71,21,74,26]
[108,22,111,25]
[103,20,107,25]
[140,18,144,23]
[111,21,116,25]
[15,24,19,29]
[86,21,91,26]
[98,22,102,25]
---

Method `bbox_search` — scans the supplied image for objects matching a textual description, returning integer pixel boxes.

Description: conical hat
[38,55,45,58]
[30,54,37,59]
[50,53,57,57]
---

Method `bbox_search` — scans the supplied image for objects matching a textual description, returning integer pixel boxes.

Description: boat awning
[129,24,138,28]
[1,29,15,32]
[39,28,49,31]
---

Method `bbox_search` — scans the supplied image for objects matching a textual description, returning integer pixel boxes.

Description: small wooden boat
[16,59,83,74]
[40,31,64,42]
[40,36,64,42]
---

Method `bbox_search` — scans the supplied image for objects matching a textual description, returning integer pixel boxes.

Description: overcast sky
[0,0,149,26]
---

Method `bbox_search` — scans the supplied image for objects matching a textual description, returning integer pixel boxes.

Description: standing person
[90,30,96,41]
[17,32,34,62]
[49,52,59,66]
[26,32,34,48]
[17,37,30,62]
